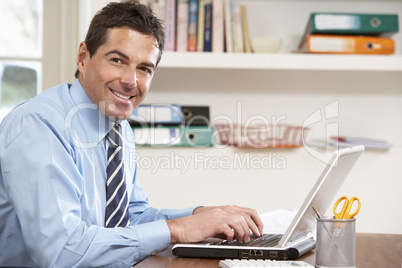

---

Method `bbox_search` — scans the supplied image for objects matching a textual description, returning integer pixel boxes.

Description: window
[0,61,42,118]
[0,0,43,122]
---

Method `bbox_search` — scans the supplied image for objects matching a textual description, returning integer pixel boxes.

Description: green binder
[132,125,215,147]
[298,12,399,48]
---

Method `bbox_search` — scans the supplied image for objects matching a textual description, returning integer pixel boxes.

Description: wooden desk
[134,233,402,268]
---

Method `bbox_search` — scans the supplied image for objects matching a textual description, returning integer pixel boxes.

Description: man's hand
[166,205,264,244]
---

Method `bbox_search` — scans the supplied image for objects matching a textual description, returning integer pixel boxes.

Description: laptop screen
[279,145,364,247]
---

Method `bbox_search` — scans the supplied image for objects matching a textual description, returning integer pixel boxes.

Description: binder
[304,13,398,34]
[181,105,210,126]
[128,104,182,126]
[299,13,399,48]
[298,34,395,54]
[133,125,215,147]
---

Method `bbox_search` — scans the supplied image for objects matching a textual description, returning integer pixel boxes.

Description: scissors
[331,196,361,240]
[333,196,361,220]
[324,196,361,263]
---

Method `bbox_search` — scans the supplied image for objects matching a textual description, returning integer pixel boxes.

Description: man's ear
[77,42,89,75]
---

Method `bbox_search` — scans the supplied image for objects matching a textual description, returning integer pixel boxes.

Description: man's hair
[75,1,165,78]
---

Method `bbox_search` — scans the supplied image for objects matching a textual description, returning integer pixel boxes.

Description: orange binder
[298,34,395,54]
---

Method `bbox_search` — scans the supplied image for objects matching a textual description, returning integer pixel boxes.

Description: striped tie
[105,124,130,228]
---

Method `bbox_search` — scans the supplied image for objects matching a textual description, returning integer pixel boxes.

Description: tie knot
[107,124,123,147]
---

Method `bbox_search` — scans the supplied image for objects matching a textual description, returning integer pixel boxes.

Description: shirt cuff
[168,206,199,218]
[134,220,171,261]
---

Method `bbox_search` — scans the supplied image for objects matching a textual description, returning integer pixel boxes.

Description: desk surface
[134,233,402,268]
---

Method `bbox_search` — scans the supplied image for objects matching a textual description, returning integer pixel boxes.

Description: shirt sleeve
[1,113,195,267]
[126,158,198,259]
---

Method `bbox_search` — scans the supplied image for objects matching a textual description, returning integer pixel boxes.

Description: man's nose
[121,67,137,89]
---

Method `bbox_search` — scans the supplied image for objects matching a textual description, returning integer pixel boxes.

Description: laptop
[172,145,365,260]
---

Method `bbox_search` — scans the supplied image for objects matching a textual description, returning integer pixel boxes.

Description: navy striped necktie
[105,124,130,228]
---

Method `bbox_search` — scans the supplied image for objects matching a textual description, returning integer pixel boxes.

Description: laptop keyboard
[210,234,283,247]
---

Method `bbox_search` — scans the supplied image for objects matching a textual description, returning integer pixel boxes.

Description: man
[0,2,263,267]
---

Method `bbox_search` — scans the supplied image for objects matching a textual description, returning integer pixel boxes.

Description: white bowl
[251,37,282,53]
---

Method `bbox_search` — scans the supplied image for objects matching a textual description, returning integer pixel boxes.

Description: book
[299,13,399,48]
[165,0,177,51]
[157,0,166,22]
[197,0,205,52]
[203,0,213,52]
[232,4,244,52]
[176,0,189,52]
[223,0,233,52]
[187,0,199,52]
[212,0,224,52]
[240,5,252,53]
[297,34,395,54]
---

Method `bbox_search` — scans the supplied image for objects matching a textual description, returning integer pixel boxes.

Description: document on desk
[260,209,297,234]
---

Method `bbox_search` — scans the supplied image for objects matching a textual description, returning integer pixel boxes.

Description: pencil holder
[316,217,356,268]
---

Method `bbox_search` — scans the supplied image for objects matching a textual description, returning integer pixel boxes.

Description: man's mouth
[110,89,133,100]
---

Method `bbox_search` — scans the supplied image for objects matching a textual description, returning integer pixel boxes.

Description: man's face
[77,27,160,121]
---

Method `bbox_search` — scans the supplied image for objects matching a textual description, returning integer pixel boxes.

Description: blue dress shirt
[0,80,196,267]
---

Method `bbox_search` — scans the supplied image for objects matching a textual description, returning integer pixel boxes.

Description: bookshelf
[155,0,402,72]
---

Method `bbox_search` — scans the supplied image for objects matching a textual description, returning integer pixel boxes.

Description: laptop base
[172,237,316,260]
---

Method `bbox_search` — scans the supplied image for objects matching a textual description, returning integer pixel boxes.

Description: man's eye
[111,58,122,64]
[140,67,152,74]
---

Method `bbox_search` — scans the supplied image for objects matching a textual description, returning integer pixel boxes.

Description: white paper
[260,209,297,234]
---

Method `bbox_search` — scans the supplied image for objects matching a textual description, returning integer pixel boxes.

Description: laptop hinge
[285,237,316,260]
[284,231,314,247]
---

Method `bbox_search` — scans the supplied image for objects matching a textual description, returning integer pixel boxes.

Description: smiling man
[77,27,158,121]
[0,2,263,267]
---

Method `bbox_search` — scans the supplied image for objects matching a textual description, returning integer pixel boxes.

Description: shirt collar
[68,79,115,147]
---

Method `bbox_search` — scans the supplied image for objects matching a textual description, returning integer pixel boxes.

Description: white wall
[135,1,402,235]
[138,69,402,235]
[69,0,402,235]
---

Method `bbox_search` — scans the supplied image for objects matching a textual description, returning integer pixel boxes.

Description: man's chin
[104,110,131,123]
[104,104,135,122]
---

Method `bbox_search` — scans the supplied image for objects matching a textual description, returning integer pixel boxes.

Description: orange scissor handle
[333,196,349,219]
[343,197,361,219]
[333,196,361,219]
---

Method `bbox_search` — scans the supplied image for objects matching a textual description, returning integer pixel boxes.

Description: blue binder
[129,104,182,125]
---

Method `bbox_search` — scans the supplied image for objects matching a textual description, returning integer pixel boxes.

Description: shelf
[158,52,402,72]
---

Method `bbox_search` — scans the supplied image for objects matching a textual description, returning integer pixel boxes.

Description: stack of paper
[306,136,392,150]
